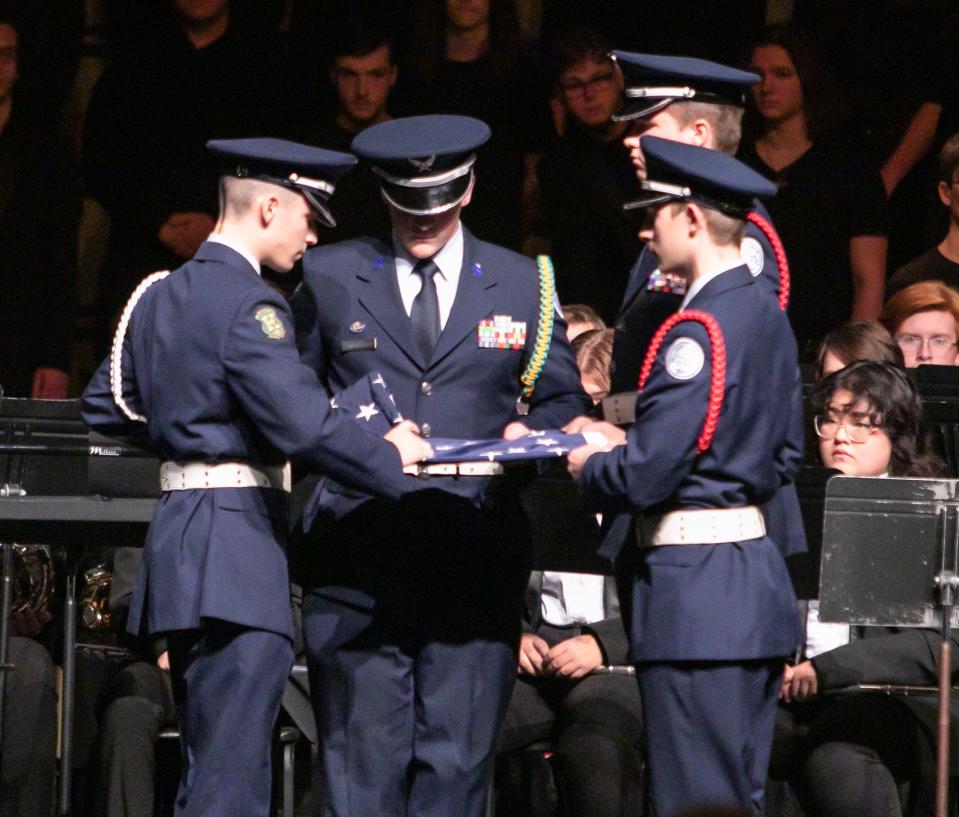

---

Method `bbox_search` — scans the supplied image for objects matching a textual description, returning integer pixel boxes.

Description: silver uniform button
[421,422,432,437]
[421,380,432,395]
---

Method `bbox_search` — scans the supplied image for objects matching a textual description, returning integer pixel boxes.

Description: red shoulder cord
[637,310,727,453]
[746,211,790,312]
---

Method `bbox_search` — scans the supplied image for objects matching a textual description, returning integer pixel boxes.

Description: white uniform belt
[638,506,765,546]
[403,462,505,477]
[160,461,291,492]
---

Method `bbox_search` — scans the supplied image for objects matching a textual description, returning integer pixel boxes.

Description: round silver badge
[665,337,705,381]
[740,236,764,277]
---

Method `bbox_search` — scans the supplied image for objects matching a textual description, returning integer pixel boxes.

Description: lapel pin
[472,263,483,277]
[349,321,366,333]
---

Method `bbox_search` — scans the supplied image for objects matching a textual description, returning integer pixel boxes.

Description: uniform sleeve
[812,630,945,690]
[80,341,151,447]
[223,290,407,500]
[520,303,592,430]
[580,323,712,513]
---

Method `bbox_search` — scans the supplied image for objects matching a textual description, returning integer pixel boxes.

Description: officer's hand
[780,661,819,702]
[31,367,69,399]
[156,651,170,672]
[502,422,531,441]
[385,420,433,466]
[562,416,593,434]
[518,633,550,675]
[575,420,626,446]
[543,635,603,679]
[567,444,605,480]
[158,212,216,258]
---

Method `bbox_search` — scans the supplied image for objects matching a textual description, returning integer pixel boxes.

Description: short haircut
[330,15,393,62]
[573,328,614,394]
[701,207,746,246]
[879,280,959,335]
[940,130,959,184]
[549,26,612,82]
[219,176,295,219]
[562,303,605,332]
[668,101,744,155]
[815,320,904,380]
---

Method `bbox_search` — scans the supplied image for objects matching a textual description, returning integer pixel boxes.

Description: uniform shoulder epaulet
[110,270,171,423]
[637,310,726,453]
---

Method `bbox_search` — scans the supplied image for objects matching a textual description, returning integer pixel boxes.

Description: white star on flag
[485,451,501,461]
[508,447,527,454]
[534,438,558,446]
[356,403,380,421]
[529,430,546,437]
[372,374,386,388]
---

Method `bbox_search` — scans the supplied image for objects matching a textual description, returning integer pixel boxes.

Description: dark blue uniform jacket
[82,241,407,639]
[582,264,801,661]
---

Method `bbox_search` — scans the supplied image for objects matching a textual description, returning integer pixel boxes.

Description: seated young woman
[815,320,903,380]
[774,361,947,817]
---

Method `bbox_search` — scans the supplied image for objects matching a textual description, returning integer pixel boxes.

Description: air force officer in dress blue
[568,137,802,817]
[81,139,430,817]
[291,115,590,817]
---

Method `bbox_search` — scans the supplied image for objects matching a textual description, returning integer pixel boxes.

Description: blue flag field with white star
[330,373,603,464]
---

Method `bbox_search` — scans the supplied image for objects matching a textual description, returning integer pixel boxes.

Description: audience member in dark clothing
[300,17,396,244]
[739,26,887,359]
[395,0,551,250]
[770,363,948,817]
[537,27,642,323]
[0,8,78,398]
[1,611,58,817]
[498,328,643,817]
[889,131,959,296]
[82,0,286,350]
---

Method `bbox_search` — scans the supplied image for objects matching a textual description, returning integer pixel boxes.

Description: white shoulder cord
[109,270,171,422]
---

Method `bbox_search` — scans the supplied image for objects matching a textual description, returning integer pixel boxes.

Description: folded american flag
[330,373,602,464]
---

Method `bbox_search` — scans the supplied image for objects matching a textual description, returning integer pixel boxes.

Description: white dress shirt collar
[206,232,262,275]
[393,224,464,327]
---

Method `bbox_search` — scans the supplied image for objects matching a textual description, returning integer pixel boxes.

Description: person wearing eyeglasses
[536,27,641,322]
[771,361,950,817]
[879,279,959,367]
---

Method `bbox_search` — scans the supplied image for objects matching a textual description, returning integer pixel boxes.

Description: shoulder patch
[253,305,286,340]
[740,236,764,277]
[665,337,705,381]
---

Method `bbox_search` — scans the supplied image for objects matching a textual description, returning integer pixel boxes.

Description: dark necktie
[410,258,441,360]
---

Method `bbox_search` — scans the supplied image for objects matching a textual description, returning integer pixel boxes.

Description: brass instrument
[79,564,112,632]
[7,543,54,615]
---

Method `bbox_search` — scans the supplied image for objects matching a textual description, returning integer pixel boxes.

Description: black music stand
[819,475,959,817]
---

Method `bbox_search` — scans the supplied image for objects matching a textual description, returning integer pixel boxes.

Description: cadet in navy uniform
[568,137,802,817]
[565,53,806,589]
[81,139,430,817]
[607,52,789,390]
[291,115,590,817]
